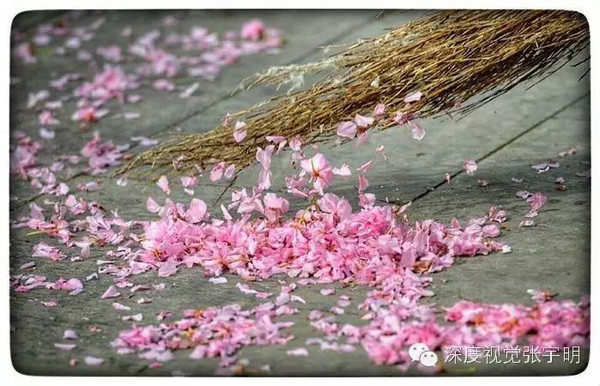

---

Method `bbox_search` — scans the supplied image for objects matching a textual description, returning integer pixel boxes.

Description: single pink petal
[332,164,351,176]
[84,356,104,366]
[63,330,78,340]
[373,103,386,117]
[336,121,357,139]
[266,135,286,144]
[181,176,197,188]
[64,278,83,292]
[411,122,425,141]
[158,261,178,277]
[209,277,228,284]
[404,91,423,103]
[257,169,272,191]
[354,114,374,128]
[19,261,36,269]
[186,198,208,223]
[463,159,478,176]
[289,137,303,151]
[112,302,131,311]
[445,172,451,184]
[275,291,291,306]
[358,174,369,193]
[356,132,370,146]
[357,160,373,173]
[527,192,548,213]
[224,164,236,180]
[153,79,175,91]
[519,219,535,227]
[320,288,335,296]
[146,197,162,213]
[210,162,225,182]
[221,204,233,221]
[236,283,258,295]
[482,224,500,237]
[156,175,170,195]
[122,313,143,322]
[179,82,199,98]
[256,146,273,169]
[101,286,121,299]
[287,347,309,357]
[39,127,55,139]
[233,121,247,143]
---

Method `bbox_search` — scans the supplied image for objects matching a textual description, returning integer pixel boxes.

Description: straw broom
[119,10,589,177]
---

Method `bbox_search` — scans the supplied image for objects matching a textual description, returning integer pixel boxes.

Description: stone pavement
[10,10,590,375]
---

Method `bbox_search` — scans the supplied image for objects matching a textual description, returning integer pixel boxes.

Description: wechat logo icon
[408,343,438,367]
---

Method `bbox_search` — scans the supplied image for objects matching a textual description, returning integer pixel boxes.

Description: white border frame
[3,1,597,385]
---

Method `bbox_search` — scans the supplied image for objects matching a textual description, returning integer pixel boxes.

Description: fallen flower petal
[101,286,121,299]
[404,91,423,103]
[287,347,309,357]
[463,159,478,176]
[63,329,78,340]
[156,175,170,195]
[84,356,104,366]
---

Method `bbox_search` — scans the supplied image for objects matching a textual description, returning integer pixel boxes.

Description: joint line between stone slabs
[404,92,590,205]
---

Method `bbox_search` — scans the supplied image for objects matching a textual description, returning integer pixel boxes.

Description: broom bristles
[120,10,589,178]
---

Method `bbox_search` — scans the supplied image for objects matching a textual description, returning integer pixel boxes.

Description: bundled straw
[120,10,588,177]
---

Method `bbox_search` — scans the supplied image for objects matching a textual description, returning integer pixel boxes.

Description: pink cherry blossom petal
[101,286,121,299]
[463,159,478,176]
[156,176,171,195]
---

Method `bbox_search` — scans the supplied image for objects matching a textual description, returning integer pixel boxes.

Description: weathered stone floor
[10,10,590,376]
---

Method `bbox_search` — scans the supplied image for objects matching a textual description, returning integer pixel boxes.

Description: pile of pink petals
[135,194,507,282]
[359,295,589,368]
[10,128,589,371]
[112,303,295,366]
